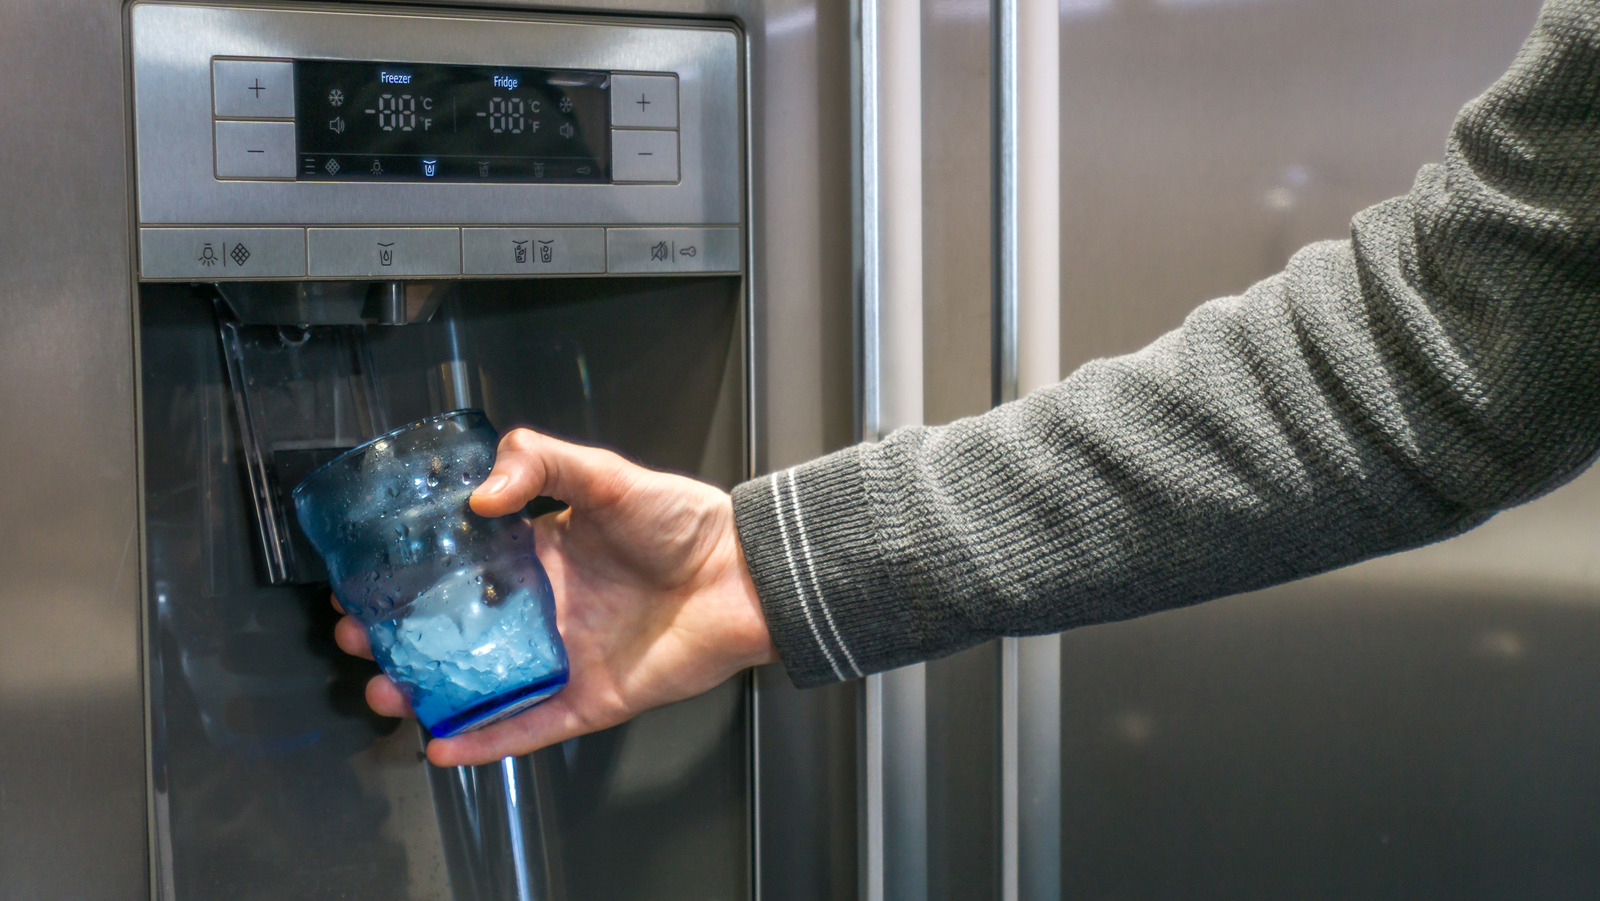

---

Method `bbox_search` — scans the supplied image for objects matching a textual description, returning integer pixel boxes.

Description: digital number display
[294,60,610,182]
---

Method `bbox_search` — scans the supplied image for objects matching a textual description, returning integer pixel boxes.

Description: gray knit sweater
[732,0,1600,688]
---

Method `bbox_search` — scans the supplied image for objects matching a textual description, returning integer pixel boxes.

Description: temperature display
[294,60,610,182]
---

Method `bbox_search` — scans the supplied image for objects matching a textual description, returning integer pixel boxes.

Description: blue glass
[293,409,568,738]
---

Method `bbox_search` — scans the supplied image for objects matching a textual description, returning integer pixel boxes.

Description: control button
[212,59,296,119]
[139,228,306,280]
[610,74,679,129]
[214,121,297,179]
[606,228,740,274]
[462,228,606,275]
[611,130,679,183]
[307,228,461,278]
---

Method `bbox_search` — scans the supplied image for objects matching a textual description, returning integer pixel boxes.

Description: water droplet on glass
[474,575,483,584]
[461,472,474,485]
[368,570,379,582]
[426,473,440,488]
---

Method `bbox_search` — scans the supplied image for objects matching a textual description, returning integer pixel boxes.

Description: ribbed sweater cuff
[731,447,919,688]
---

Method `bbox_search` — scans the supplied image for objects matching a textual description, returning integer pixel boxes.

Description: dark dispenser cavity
[217,312,384,583]
[212,281,461,584]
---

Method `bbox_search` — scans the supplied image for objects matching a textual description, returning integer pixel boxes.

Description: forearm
[735,0,1600,687]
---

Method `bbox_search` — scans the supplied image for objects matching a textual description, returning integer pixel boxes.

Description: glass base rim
[424,670,569,739]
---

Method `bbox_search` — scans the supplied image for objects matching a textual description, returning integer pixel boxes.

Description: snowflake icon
[559,97,573,113]
[328,89,345,107]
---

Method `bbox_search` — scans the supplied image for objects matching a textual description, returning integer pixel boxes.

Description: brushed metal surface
[736,0,863,893]
[461,227,606,275]
[1014,635,1060,901]
[307,225,462,276]
[140,227,308,278]
[611,129,682,182]
[3,0,861,899]
[611,74,680,128]
[1054,0,1591,896]
[212,58,297,119]
[213,119,298,179]
[919,0,993,428]
[605,226,740,273]
[0,0,148,900]
[130,3,741,226]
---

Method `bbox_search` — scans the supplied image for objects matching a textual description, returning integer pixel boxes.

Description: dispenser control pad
[132,3,743,279]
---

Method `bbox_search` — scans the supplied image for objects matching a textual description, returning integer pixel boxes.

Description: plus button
[635,93,652,112]
[248,78,266,98]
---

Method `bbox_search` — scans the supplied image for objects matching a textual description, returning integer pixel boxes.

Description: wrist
[721,506,779,670]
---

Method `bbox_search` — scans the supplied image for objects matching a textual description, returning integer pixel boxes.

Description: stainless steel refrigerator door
[0,0,148,898]
[1054,1,1600,897]
[0,0,862,899]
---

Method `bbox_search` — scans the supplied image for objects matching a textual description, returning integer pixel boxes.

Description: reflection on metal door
[1053,1,1600,898]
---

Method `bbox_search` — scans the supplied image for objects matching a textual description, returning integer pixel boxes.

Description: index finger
[469,429,632,518]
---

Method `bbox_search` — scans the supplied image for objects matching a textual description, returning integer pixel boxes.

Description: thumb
[470,428,629,517]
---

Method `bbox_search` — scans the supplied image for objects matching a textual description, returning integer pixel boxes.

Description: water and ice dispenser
[132,4,748,898]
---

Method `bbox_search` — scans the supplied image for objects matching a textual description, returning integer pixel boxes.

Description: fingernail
[478,474,509,495]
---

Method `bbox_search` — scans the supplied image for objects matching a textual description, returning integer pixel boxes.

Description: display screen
[294,60,611,182]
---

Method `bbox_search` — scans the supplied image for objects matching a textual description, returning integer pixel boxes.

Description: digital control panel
[294,61,615,183]
[131,3,741,280]
[211,58,679,184]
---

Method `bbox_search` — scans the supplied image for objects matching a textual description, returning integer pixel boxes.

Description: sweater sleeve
[733,0,1600,688]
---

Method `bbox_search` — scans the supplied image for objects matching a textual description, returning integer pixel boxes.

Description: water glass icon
[422,159,438,177]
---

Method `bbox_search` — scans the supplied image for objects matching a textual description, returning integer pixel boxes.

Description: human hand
[333,429,778,767]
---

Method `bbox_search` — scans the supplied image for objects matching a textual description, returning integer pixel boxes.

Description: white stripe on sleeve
[769,473,847,681]
[783,469,863,678]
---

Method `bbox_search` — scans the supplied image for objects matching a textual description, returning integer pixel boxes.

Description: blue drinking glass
[293,409,568,738]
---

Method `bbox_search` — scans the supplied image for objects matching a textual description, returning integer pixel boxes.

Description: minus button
[611,129,678,183]
[215,120,297,179]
